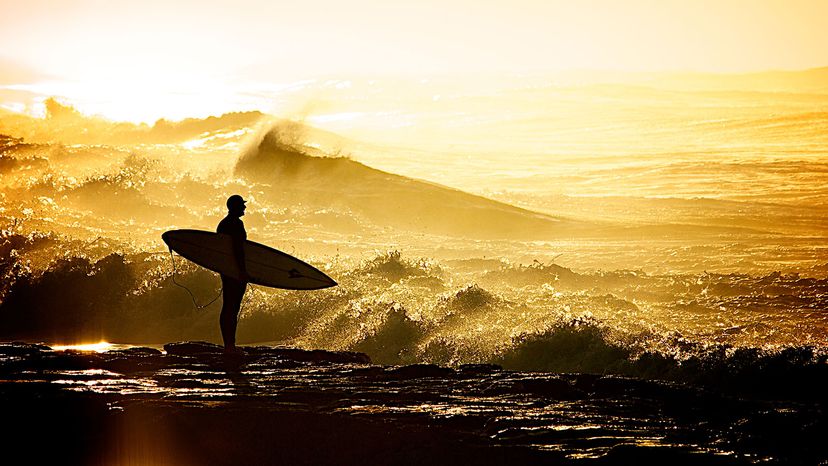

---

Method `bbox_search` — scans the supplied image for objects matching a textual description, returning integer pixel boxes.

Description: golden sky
[1,0,827,121]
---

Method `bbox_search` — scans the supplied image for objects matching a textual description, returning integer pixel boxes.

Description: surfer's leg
[220,277,245,350]
[229,282,246,347]
[220,301,235,349]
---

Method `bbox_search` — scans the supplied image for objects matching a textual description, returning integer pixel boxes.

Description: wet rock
[0,341,820,464]
[598,443,749,465]
[517,377,584,400]
[0,342,52,356]
[386,364,454,379]
[245,358,305,370]
[108,346,162,356]
[163,341,223,356]
[36,351,103,371]
[434,413,493,432]
[342,366,386,377]
[101,354,168,373]
[592,375,655,397]
[264,347,371,365]
[156,343,371,367]
[160,378,210,389]
[98,347,165,372]
[458,363,503,374]
[569,373,602,392]
[496,425,622,445]
[483,376,584,400]
[592,375,691,401]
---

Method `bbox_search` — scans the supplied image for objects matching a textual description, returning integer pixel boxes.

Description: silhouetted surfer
[217,194,250,354]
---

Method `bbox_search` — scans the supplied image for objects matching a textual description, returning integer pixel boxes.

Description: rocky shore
[1,341,824,464]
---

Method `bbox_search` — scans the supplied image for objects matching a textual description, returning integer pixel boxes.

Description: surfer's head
[226,194,247,217]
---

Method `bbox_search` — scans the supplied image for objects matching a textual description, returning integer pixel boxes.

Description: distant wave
[233,124,580,239]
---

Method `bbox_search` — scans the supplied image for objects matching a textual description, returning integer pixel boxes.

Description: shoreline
[2,341,825,464]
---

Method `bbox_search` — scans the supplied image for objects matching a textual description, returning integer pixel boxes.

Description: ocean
[0,73,827,463]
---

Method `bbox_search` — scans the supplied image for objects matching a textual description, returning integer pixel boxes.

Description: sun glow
[1,0,827,123]
[12,76,252,124]
[51,342,115,353]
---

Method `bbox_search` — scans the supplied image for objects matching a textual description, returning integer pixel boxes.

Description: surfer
[217,194,250,354]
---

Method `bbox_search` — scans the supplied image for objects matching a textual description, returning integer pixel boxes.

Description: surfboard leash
[168,246,223,311]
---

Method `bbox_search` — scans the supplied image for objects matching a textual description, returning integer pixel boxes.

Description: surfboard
[162,229,337,290]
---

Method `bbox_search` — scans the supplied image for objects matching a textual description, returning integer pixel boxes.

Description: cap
[226,194,247,209]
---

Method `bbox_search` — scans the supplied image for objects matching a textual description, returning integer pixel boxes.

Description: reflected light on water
[51,342,114,352]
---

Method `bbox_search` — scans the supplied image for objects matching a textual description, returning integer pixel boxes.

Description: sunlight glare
[52,342,114,353]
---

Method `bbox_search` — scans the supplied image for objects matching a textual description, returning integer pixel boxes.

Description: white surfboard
[162,229,336,290]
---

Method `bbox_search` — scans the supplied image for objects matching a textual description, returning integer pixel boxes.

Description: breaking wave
[2,233,827,396]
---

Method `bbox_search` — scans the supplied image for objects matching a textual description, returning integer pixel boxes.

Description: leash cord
[168,247,223,310]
